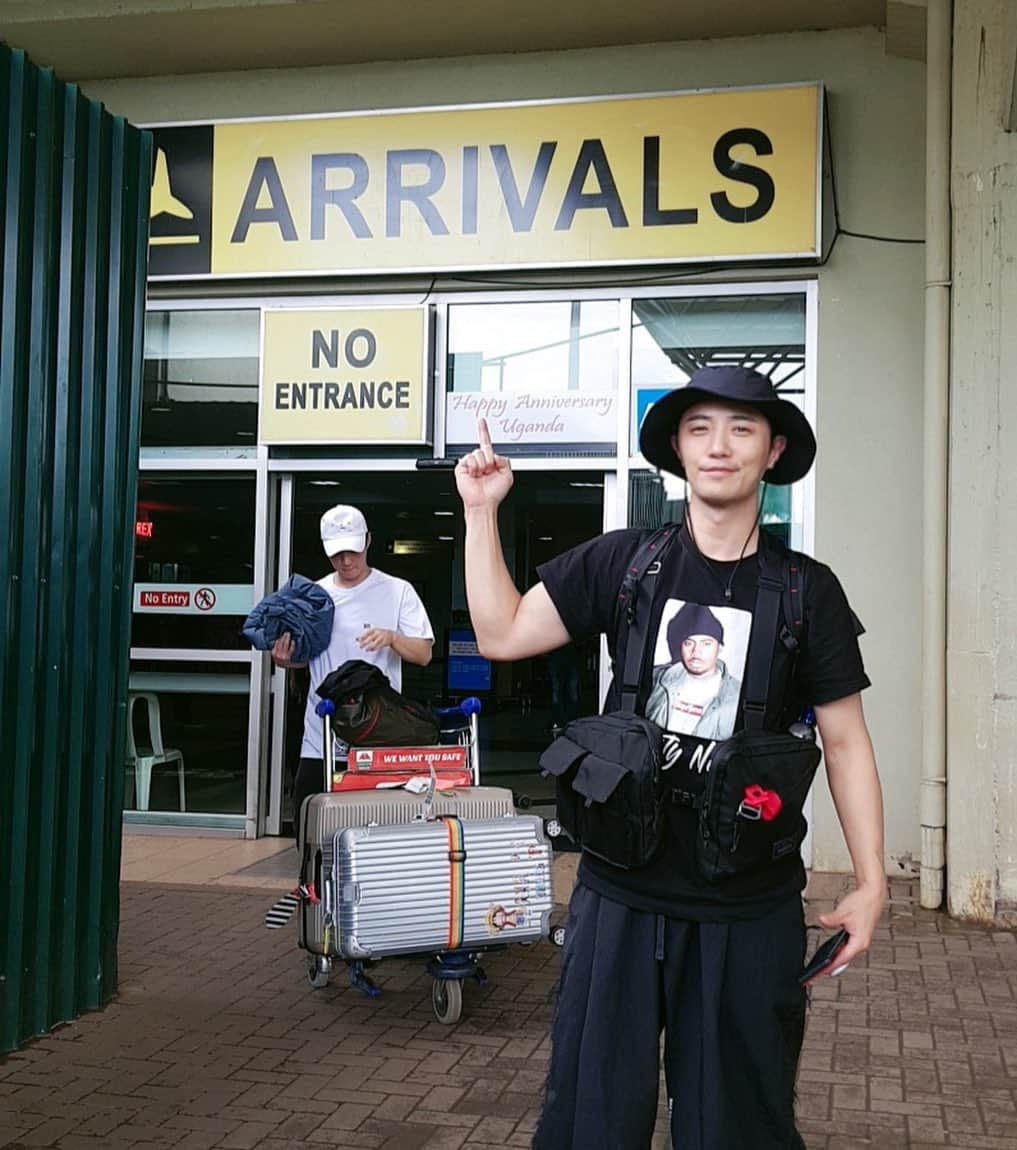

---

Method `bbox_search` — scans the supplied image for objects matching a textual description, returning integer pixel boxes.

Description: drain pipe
[920,0,952,910]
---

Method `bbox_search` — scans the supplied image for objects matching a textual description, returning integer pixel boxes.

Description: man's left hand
[817,881,886,970]
[358,627,396,653]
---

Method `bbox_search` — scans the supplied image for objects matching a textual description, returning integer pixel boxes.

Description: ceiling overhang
[0,0,892,82]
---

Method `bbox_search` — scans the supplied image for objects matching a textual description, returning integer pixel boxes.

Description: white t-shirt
[299,568,434,759]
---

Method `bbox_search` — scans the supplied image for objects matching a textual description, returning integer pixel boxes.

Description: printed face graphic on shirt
[645,600,751,743]
[681,634,720,676]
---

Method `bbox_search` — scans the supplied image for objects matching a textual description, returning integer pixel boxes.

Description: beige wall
[87,28,926,874]
[948,0,1017,922]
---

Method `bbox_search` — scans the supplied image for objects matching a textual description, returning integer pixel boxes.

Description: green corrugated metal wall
[0,44,151,1053]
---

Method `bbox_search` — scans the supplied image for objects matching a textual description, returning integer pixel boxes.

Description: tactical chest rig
[539,525,822,878]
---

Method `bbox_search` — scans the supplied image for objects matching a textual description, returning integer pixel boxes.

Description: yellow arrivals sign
[259,308,430,445]
[148,85,822,279]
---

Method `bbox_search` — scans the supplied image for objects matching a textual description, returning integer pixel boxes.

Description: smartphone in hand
[798,928,850,987]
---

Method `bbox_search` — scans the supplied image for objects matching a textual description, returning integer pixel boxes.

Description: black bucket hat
[638,366,816,486]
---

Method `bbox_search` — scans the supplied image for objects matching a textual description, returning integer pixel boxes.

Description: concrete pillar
[947,0,1017,923]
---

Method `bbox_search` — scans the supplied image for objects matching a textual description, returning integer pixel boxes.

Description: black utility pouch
[539,712,666,870]
[689,533,817,881]
[539,527,679,871]
[696,730,822,881]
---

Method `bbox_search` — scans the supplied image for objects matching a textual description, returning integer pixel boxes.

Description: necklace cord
[683,489,765,602]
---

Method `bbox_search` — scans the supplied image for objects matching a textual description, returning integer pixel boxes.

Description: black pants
[292,757,325,843]
[534,884,808,1150]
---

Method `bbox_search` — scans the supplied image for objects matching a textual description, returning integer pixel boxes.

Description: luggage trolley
[303,697,553,1025]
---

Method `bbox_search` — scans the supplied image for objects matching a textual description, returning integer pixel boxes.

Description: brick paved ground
[0,877,1015,1149]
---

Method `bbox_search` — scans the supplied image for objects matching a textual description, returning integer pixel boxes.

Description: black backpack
[316,660,439,747]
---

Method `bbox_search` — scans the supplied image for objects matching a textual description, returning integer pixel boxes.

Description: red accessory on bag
[740,784,783,822]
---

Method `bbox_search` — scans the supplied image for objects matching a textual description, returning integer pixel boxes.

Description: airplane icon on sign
[150,148,200,246]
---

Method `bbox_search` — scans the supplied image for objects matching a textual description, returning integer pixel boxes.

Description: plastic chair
[127,691,186,811]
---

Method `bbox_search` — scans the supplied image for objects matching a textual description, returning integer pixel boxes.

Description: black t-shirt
[537,526,870,922]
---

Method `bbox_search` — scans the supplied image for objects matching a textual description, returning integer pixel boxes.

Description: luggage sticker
[509,840,546,861]
[485,905,528,933]
[513,878,547,901]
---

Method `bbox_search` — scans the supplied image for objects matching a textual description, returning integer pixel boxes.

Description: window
[631,294,806,456]
[132,475,256,649]
[142,309,260,447]
[125,663,250,815]
[446,299,618,451]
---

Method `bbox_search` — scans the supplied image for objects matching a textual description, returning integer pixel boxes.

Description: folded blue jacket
[242,574,335,663]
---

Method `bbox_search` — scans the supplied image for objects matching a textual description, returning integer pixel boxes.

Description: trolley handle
[315,699,336,793]
[433,697,482,786]
[434,697,482,718]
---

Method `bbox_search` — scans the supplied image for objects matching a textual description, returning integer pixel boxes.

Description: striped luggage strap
[440,816,466,950]
[264,884,316,929]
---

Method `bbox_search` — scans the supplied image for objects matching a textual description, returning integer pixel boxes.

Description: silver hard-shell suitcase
[298,697,550,1023]
[298,786,517,957]
[328,815,553,960]
[299,693,515,958]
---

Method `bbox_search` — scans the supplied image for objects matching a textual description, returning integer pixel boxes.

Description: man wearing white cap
[272,504,434,829]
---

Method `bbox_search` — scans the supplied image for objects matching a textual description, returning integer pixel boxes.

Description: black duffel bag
[317,659,439,747]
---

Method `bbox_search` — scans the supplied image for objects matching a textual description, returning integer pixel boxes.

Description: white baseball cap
[320,504,369,556]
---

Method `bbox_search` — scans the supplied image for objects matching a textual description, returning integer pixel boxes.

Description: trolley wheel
[307,955,330,990]
[432,977,463,1025]
[515,792,532,809]
[550,925,567,948]
[545,818,563,838]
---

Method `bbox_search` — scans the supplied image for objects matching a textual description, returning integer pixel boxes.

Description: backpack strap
[753,529,809,649]
[742,542,787,732]
[742,531,810,731]
[615,524,680,713]
[781,550,806,652]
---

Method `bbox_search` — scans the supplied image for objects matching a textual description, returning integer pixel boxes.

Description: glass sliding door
[268,469,606,830]
[128,472,259,827]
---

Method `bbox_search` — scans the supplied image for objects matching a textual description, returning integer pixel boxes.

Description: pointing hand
[455,417,513,510]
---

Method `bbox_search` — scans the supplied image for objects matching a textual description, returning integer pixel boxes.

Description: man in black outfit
[455,366,885,1150]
